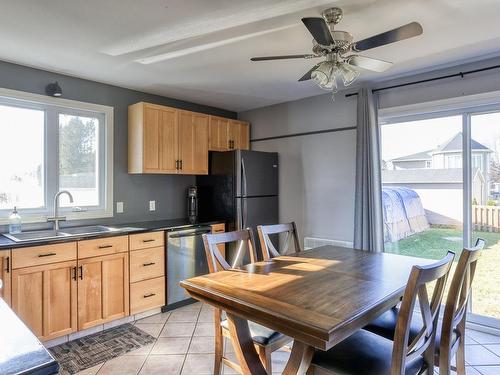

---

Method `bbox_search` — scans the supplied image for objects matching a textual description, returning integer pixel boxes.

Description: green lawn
[384,227,500,319]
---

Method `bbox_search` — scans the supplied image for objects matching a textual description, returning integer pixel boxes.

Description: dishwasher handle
[168,227,212,239]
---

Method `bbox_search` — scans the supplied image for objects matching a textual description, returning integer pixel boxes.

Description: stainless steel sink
[60,225,116,236]
[3,230,71,242]
[3,225,145,243]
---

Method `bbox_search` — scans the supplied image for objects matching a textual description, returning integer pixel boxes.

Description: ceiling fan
[250,7,423,98]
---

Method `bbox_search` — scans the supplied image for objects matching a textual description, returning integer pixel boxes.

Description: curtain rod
[250,126,356,143]
[345,63,500,98]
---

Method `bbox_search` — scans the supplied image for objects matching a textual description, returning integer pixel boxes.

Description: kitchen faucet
[47,190,74,230]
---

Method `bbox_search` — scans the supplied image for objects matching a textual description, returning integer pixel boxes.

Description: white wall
[239,55,500,244]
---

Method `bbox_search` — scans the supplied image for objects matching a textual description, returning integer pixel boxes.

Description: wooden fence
[472,205,500,232]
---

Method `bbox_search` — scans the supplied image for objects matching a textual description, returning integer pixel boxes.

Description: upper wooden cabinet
[129,102,209,175]
[178,110,209,175]
[129,102,250,174]
[209,117,250,151]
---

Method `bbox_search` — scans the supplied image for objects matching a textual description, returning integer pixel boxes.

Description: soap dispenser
[8,206,22,234]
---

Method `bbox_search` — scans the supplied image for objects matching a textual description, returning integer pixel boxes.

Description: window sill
[0,210,114,226]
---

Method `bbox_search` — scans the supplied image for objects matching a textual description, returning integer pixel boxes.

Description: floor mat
[49,323,155,374]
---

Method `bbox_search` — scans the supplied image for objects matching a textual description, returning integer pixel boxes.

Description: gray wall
[0,60,236,230]
[240,55,500,244]
[240,94,358,243]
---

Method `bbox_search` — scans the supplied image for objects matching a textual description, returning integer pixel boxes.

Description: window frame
[0,87,114,224]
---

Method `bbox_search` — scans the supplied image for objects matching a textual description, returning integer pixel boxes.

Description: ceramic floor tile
[151,337,191,355]
[194,322,215,337]
[97,355,147,375]
[465,344,500,366]
[224,338,235,354]
[181,353,215,375]
[168,309,200,323]
[474,365,500,375]
[466,367,482,375]
[222,351,239,374]
[175,302,202,312]
[484,344,500,358]
[138,354,185,375]
[75,363,104,375]
[160,322,196,338]
[188,336,216,353]
[124,343,154,356]
[136,312,170,324]
[271,350,292,373]
[467,331,500,345]
[197,308,215,323]
[134,323,164,338]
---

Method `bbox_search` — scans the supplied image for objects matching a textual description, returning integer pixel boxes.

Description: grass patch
[384,227,500,319]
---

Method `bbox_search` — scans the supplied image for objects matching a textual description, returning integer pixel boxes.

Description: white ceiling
[1,0,500,112]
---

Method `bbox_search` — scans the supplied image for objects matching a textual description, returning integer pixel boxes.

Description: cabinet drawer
[129,231,164,251]
[210,223,225,233]
[130,277,165,314]
[78,235,128,259]
[12,242,76,269]
[130,247,164,282]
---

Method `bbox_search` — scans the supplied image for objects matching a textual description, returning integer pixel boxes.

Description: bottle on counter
[8,206,22,234]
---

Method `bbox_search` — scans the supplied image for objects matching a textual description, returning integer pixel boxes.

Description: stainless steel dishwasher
[165,225,212,308]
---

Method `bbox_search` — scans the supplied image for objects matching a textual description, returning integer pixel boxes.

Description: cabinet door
[238,122,250,150]
[209,117,230,151]
[78,253,129,330]
[178,111,209,174]
[143,105,162,172]
[12,261,77,340]
[227,120,239,150]
[160,108,179,173]
[0,250,11,306]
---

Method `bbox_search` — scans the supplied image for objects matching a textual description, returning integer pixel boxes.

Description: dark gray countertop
[0,298,59,375]
[0,218,224,250]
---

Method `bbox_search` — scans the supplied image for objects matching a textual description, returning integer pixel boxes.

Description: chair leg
[214,324,224,375]
[256,345,272,374]
[456,338,466,375]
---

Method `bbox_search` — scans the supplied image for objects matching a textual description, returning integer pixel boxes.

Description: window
[425,160,431,168]
[446,154,462,168]
[0,88,113,223]
[472,154,482,171]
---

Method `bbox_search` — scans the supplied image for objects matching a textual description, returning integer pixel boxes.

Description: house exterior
[383,132,492,227]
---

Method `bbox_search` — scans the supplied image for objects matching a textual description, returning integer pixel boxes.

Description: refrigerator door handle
[243,197,248,229]
[241,156,248,229]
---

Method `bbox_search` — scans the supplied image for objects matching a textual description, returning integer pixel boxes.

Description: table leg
[226,313,268,375]
[282,340,315,375]
[226,313,315,375]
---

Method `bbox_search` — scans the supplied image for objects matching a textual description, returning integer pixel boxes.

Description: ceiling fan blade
[301,17,334,46]
[298,64,320,82]
[251,54,316,61]
[353,22,423,51]
[347,55,393,72]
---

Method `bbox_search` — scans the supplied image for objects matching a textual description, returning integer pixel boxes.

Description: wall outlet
[149,200,156,211]
[116,202,124,213]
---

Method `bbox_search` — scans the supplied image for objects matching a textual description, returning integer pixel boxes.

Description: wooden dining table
[180,245,434,375]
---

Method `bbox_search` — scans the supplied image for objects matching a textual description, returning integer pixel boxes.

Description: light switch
[149,200,156,211]
[116,202,124,213]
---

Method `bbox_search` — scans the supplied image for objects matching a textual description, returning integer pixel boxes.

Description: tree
[59,116,96,176]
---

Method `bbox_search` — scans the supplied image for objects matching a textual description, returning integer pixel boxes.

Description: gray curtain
[353,88,384,252]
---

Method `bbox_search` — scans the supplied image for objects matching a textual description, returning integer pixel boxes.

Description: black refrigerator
[197,150,279,261]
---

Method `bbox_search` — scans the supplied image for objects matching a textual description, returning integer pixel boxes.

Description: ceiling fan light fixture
[338,63,359,86]
[311,61,334,89]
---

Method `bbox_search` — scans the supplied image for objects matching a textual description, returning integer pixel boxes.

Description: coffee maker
[187,186,198,223]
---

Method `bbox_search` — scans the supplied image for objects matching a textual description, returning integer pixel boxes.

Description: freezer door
[236,150,278,197]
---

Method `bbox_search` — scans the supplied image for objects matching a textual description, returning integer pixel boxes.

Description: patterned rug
[49,323,155,375]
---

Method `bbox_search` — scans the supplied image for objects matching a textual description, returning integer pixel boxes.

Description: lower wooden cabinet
[11,260,77,340]
[0,249,11,306]
[130,276,165,315]
[78,252,129,330]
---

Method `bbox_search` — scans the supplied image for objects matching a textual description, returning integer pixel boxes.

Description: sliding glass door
[470,112,500,322]
[380,108,500,329]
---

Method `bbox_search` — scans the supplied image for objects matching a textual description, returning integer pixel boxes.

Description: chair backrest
[202,229,258,273]
[257,222,302,260]
[439,238,485,371]
[391,251,455,375]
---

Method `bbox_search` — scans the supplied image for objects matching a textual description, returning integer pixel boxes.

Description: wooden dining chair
[363,238,485,375]
[307,251,455,375]
[202,229,291,375]
[257,222,302,260]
